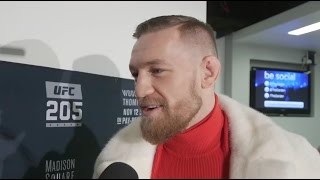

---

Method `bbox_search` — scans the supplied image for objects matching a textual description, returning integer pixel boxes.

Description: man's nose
[135,74,154,98]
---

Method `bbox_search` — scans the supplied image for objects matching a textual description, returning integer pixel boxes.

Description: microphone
[98,162,139,179]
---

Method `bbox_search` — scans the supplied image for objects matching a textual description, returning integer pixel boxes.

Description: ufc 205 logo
[45,81,83,128]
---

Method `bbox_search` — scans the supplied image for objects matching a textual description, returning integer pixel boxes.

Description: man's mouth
[141,105,163,116]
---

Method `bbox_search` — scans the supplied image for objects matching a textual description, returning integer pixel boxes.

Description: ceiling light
[288,22,320,35]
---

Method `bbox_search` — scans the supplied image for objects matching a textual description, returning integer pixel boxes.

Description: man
[93,15,320,179]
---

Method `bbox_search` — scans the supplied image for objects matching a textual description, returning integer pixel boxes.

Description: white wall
[215,37,225,93]
[228,41,320,147]
[0,1,206,79]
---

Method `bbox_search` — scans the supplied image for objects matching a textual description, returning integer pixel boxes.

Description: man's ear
[201,55,220,89]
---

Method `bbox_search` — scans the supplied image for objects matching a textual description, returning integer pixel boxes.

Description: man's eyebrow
[129,59,168,71]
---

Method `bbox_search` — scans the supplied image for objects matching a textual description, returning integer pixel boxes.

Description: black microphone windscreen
[98,162,139,179]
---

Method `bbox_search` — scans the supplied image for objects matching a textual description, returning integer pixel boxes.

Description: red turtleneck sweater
[151,95,230,179]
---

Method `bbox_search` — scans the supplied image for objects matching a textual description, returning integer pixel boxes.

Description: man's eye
[131,72,138,79]
[151,69,164,74]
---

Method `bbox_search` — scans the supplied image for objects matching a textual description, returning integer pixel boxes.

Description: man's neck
[185,92,215,130]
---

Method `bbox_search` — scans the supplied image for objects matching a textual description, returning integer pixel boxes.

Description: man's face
[129,27,203,144]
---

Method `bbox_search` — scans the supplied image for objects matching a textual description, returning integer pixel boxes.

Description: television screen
[250,67,311,116]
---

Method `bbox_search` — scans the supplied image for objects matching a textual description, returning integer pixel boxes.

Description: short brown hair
[133,15,217,56]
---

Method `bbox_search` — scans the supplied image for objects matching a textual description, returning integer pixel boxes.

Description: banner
[0,60,141,179]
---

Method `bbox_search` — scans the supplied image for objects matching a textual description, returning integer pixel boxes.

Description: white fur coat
[93,94,320,179]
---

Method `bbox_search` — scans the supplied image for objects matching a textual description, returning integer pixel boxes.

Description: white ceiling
[233,1,320,52]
